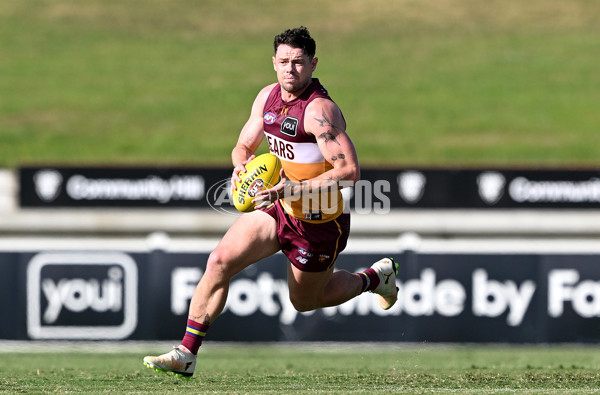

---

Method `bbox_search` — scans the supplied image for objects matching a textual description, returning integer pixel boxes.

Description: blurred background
[1,0,600,343]
[2,0,599,167]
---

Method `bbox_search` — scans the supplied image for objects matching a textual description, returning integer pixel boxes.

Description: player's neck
[280,89,304,102]
[280,80,312,102]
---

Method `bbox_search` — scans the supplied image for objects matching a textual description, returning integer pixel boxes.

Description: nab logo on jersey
[280,117,298,137]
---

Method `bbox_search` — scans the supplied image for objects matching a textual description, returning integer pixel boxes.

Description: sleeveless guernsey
[262,78,345,223]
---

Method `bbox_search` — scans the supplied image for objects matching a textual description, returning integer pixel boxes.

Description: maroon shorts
[263,200,350,272]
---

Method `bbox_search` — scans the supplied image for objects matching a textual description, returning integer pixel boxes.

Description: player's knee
[206,250,235,280]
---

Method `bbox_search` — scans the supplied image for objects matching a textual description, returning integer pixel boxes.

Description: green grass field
[2,343,600,394]
[1,1,600,167]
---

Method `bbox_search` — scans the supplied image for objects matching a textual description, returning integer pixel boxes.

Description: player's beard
[281,76,311,96]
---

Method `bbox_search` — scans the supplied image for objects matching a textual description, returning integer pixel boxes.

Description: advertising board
[20,166,600,209]
[1,249,599,342]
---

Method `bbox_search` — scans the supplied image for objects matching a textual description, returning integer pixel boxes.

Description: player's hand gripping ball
[233,153,282,212]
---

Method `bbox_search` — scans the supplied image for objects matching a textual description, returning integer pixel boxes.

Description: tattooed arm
[300,98,360,191]
[252,97,360,207]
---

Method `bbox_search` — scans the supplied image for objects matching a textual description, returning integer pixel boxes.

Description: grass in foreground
[1,344,600,394]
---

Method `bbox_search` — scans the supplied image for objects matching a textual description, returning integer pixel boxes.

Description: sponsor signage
[147,252,600,343]
[19,167,231,207]
[280,117,299,137]
[1,250,599,342]
[26,252,138,340]
[20,166,600,209]
[355,168,600,209]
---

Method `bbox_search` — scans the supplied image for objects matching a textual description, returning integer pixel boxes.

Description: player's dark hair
[273,26,316,58]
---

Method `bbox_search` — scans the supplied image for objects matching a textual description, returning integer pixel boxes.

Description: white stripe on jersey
[265,132,324,164]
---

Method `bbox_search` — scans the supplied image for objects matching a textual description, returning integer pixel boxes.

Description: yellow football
[233,153,282,212]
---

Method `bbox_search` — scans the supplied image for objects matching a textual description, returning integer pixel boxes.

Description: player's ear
[311,56,318,71]
[272,56,277,71]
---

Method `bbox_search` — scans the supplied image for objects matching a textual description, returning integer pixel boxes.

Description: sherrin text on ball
[233,153,282,212]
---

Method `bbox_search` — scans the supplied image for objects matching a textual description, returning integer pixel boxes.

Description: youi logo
[27,252,138,340]
[263,112,277,125]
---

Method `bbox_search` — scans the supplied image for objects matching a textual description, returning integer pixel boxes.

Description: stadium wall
[2,241,600,343]
[4,166,600,237]
[2,166,600,342]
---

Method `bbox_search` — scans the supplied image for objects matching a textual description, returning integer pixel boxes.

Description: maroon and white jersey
[262,78,344,222]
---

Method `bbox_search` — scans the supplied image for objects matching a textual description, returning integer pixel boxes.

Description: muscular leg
[188,210,280,324]
[286,263,363,312]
